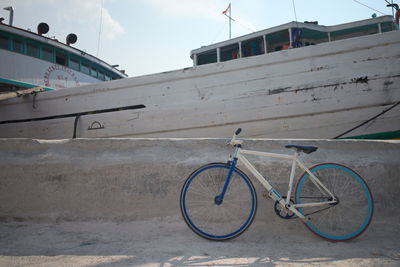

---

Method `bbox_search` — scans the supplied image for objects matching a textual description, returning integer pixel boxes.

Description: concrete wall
[0,138,399,224]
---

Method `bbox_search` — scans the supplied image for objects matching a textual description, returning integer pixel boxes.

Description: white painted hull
[0,50,101,89]
[1,31,399,139]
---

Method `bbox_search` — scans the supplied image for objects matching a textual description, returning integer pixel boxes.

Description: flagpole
[222,3,234,39]
[229,3,231,39]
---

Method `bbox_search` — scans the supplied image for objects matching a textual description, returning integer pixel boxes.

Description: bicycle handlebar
[235,128,242,135]
[229,128,243,146]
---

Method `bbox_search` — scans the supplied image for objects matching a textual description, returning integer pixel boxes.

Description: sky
[0,0,396,77]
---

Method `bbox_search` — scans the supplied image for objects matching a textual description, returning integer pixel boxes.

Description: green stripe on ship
[339,130,400,140]
[0,77,54,91]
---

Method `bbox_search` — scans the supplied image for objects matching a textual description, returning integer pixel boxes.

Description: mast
[222,3,234,39]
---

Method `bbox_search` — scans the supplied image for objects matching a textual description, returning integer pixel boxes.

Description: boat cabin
[191,16,397,66]
[0,20,127,91]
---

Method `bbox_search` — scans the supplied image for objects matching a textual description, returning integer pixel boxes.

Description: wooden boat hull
[1,31,399,139]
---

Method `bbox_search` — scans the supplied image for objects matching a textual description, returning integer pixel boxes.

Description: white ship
[0,14,399,139]
[0,7,126,92]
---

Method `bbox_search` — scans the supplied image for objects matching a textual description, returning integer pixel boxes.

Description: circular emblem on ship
[44,64,80,89]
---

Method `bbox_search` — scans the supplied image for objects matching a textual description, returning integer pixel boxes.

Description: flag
[222,4,231,15]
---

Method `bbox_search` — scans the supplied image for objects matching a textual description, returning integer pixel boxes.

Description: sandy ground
[0,216,399,267]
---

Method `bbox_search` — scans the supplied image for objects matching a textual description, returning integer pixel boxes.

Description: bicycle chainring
[274,199,295,219]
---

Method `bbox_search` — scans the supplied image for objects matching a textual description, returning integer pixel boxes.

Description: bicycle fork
[215,145,241,205]
[214,158,237,205]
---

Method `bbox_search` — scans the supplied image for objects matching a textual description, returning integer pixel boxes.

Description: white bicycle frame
[230,143,337,220]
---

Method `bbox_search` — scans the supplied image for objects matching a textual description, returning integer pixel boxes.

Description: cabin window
[197,50,217,65]
[381,21,395,33]
[56,51,67,66]
[98,71,105,81]
[91,68,98,78]
[27,42,39,58]
[301,28,329,46]
[0,34,8,49]
[69,57,80,71]
[42,47,53,62]
[242,37,264,57]
[81,63,90,75]
[330,24,379,41]
[12,39,23,53]
[220,43,240,61]
[265,30,290,52]
[0,29,124,80]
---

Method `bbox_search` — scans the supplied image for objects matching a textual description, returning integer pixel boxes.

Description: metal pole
[392,0,395,19]
[229,3,231,39]
[3,6,14,26]
[223,3,235,39]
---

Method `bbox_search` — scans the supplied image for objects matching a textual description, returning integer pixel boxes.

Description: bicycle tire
[295,163,373,242]
[180,162,257,241]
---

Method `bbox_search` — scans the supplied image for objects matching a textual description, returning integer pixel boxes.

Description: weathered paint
[0,30,399,139]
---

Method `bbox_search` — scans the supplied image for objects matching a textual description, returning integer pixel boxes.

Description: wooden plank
[0,87,44,101]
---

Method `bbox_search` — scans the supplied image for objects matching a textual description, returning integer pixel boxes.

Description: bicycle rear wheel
[295,163,373,241]
[180,162,257,241]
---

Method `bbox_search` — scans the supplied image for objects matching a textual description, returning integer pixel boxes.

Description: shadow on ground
[0,217,399,267]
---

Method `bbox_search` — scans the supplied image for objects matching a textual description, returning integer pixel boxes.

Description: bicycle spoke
[194,178,216,198]
[180,163,257,240]
[187,186,214,198]
[207,171,222,195]
[295,163,373,241]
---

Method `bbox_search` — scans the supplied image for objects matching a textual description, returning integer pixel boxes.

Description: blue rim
[295,164,373,241]
[181,163,256,240]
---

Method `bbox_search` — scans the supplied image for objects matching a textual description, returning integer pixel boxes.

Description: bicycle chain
[275,196,337,220]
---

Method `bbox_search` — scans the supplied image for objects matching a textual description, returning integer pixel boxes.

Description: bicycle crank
[273,198,295,219]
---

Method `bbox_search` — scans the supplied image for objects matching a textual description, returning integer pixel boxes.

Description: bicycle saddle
[285,144,318,154]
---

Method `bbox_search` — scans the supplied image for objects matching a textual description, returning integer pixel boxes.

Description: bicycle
[180,129,373,242]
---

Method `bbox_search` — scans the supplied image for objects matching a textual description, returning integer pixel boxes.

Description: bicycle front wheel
[180,162,257,241]
[295,163,373,242]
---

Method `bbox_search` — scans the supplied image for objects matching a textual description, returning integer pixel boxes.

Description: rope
[292,0,298,22]
[96,0,104,57]
[333,101,400,139]
[352,0,387,15]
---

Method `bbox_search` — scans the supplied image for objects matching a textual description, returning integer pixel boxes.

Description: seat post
[286,151,299,205]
